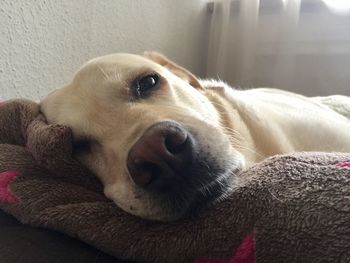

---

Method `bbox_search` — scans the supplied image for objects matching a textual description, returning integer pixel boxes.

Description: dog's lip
[205,163,241,182]
[195,161,243,191]
[189,164,242,213]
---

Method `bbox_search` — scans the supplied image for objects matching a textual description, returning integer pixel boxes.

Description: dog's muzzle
[126,120,239,220]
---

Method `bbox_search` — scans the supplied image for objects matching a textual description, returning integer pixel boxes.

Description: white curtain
[206,0,350,96]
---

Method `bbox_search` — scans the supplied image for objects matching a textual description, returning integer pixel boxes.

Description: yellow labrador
[40,52,350,221]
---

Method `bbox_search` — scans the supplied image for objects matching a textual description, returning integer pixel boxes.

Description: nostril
[164,130,188,154]
[141,161,161,184]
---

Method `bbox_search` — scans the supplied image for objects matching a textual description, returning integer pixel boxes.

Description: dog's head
[40,52,244,221]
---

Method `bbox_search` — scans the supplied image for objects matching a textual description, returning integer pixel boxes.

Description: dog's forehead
[73,53,167,91]
[83,53,159,75]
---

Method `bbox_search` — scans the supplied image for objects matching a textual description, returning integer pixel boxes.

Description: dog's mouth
[193,164,242,206]
[146,155,243,221]
[127,157,242,222]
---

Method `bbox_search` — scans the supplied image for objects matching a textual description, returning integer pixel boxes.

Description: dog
[40,52,350,221]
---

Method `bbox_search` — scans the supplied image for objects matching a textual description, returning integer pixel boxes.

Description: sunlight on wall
[322,0,350,14]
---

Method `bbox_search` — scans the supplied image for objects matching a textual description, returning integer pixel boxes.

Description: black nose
[127,121,194,190]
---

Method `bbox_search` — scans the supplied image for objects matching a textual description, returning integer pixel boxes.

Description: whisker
[97,64,109,81]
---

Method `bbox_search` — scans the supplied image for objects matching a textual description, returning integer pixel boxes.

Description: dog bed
[0,99,349,263]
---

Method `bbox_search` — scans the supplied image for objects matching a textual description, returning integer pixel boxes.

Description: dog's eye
[134,74,160,98]
[73,139,91,154]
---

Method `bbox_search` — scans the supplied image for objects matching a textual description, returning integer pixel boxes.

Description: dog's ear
[143,51,203,90]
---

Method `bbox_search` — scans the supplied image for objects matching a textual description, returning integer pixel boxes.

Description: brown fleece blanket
[0,99,350,263]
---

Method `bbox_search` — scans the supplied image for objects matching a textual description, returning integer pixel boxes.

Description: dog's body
[199,81,350,166]
[41,52,350,220]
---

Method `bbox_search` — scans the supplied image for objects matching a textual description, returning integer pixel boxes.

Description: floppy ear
[143,51,203,90]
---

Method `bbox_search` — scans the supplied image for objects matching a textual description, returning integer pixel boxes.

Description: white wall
[0,0,209,100]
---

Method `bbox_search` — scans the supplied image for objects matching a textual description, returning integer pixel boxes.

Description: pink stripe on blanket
[336,161,350,168]
[196,233,255,263]
[0,100,7,106]
[0,171,19,203]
